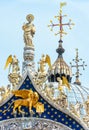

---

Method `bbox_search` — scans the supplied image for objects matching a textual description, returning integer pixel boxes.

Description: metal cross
[48,2,74,41]
[70,48,87,85]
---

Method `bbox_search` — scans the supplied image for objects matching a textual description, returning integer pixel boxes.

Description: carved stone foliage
[8,73,21,87]
[0,118,71,130]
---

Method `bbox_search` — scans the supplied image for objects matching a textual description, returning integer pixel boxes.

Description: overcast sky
[0,0,89,87]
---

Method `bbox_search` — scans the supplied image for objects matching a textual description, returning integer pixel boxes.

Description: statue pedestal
[22,46,35,74]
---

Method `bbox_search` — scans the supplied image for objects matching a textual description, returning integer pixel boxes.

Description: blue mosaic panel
[0,76,84,130]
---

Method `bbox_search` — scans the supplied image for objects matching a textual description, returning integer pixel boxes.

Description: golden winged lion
[3,89,44,114]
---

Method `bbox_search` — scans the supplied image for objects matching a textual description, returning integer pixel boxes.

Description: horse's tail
[3,100,15,114]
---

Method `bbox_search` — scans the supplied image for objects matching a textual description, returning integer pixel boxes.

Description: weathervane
[70,48,87,85]
[48,2,74,42]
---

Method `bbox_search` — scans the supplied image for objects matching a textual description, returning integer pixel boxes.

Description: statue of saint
[38,55,46,74]
[22,14,36,47]
[12,55,20,73]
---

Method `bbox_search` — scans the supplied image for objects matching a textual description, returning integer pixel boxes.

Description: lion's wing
[12,90,30,99]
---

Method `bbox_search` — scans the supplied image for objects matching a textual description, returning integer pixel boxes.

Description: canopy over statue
[22,14,36,47]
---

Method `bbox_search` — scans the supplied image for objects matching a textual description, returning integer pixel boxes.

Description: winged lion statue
[3,89,44,115]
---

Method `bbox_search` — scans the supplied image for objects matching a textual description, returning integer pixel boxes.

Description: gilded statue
[4,55,21,87]
[57,76,70,92]
[3,89,44,114]
[33,55,52,87]
[38,54,46,74]
[38,54,52,75]
[57,77,63,92]
[4,55,20,73]
[22,14,36,47]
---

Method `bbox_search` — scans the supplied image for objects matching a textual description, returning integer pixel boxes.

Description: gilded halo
[26,14,34,22]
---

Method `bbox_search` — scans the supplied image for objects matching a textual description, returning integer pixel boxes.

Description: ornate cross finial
[70,48,87,85]
[48,2,74,42]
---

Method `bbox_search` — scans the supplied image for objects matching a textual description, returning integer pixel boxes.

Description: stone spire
[22,14,36,74]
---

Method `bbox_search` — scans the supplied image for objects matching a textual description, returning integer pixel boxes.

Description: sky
[0,0,89,87]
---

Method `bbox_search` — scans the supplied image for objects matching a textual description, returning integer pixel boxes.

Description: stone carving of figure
[83,96,89,127]
[22,14,36,47]
[0,87,5,102]
[85,96,89,115]
[6,55,21,87]
[38,54,46,75]
[12,55,20,73]
[57,77,63,92]
[0,84,11,103]
[69,102,82,117]
[44,85,54,100]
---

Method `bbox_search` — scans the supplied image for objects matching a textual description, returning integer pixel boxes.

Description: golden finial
[48,2,74,41]
[70,48,87,85]
[60,2,67,8]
